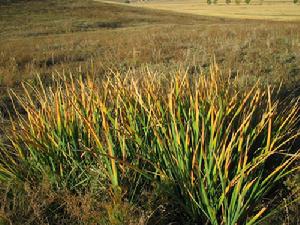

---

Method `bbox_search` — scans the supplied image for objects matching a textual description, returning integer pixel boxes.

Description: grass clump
[148,68,300,224]
[0,66,299,224]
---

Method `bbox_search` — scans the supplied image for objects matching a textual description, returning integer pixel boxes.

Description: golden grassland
[1,0,299,91]
[125,0,300,21]
[0,0,300,224]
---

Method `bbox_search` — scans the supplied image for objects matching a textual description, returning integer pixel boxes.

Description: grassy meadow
[0,0,300,224]
[129,0,300,21]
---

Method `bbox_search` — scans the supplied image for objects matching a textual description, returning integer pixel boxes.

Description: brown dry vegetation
[1,0,300,87]
[0,0,300,224]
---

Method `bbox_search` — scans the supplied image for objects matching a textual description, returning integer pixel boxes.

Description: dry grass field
[0,0,300,224]
[127,0,300,21]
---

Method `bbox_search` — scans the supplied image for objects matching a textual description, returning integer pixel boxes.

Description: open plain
[0,0,299,224]
[129,0,300,21]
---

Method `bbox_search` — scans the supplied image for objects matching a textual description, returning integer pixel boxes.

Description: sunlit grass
[131,0,300,21]
[0,65,299,224]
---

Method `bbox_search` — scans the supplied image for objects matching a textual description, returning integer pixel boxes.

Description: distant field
[0,0,299,92]
[122,0,300,21]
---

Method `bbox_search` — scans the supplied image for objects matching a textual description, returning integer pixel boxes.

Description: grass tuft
[0,66,299,224]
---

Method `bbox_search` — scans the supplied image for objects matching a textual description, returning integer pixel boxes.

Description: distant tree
[294,0,299,3]
[213,0,218,4]
[235,0,241,4]
[207,0,213,4]
[226,0,231,4]
[245,0,251,4]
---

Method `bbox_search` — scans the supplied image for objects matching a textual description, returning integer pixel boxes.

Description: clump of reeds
[0,65,299,224]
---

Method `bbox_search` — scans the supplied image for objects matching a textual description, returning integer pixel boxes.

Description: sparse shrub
[207,0,213,5]
[293,0,299,4]
[0,179,142,225]
[226,0,232,4]
[235,0,241,4]
[245,0,251,4]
